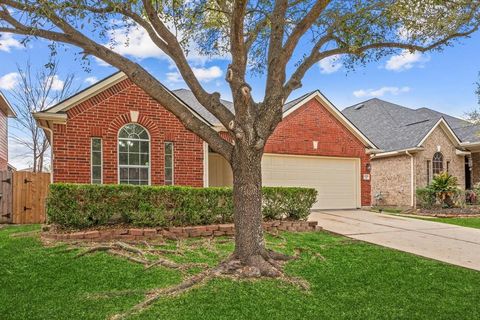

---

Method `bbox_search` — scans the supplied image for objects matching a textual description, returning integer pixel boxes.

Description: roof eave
[371,147,425,159]
[45,72,127,114]
[0,91,16,117]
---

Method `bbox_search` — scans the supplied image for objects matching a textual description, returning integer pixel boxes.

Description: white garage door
[262,154,360,210]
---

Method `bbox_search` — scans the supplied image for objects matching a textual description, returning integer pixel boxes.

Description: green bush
[47,184,317,229]
[416,187,436,208]
[416,172,461,208]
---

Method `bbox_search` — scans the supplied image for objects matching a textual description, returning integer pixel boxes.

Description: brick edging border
[42,220,320,242]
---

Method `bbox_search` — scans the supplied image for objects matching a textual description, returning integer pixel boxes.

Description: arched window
[432,152,443,175]
[118,124,150,185]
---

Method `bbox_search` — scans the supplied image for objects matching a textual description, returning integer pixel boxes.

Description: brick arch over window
[106,112,160,137]
[104,112,162,184]
[432,152,444,175]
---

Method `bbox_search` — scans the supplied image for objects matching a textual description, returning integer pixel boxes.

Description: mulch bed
[415,206,480,218]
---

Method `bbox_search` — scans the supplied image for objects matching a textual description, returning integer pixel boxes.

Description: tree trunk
[231,143,279,275]
[38,153,44,173]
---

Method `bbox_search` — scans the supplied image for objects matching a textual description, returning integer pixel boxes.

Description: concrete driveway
[309,210,480,271]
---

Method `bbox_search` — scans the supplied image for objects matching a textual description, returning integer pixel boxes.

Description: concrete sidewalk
[309,210,480,271]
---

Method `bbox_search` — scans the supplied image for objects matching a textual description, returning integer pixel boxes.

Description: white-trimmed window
[118,124,150,185]
[165,142,174,185]
[432,152,444,175]
[91,137,102,184]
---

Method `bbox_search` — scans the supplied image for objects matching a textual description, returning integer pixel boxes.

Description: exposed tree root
[57,238,311,320]
[145,248,184,255]
[109,250,308,320]
[10,230,41,238]
[75,246,112,258]
[109,268,215,320]
[71,241,209,273]
[115,241,146,256]
[86,289,150,300]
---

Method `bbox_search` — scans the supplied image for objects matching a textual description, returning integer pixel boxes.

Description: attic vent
[354,103,364,110]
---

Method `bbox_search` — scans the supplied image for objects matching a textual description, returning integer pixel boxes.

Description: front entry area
[208,153,361,210]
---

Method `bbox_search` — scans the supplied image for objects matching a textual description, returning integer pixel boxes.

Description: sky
[1,26,480,170]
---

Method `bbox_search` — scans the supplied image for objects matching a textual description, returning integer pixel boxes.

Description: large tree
[1,0,478,276]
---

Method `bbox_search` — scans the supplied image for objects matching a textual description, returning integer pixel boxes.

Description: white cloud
[192,66,223,82]
[353,86,411,98]
[385,50,430,71]
[318,55,343,74]
[0,33,22,52]
[105,26,167,60]
[97,23,228,67]
[166,66,223,84]
[0,72,20,90]
[166,71,182,83]
[84,76,98,85]
[44,75,64,91]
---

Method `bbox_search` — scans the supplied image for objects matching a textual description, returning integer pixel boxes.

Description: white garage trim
[262,153,361,209]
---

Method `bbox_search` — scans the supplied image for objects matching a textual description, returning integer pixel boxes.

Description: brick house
[343,98,480,208]
[34,72,377,209]
[0,91,16,171]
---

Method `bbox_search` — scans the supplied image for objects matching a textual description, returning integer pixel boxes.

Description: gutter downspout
[405,150,415,208]
[42,126,54,184]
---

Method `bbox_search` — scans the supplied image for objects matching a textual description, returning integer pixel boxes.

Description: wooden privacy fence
[0,171,50,224]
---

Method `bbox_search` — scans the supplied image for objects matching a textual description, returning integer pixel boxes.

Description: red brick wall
[264,98,371,206]
[0,109,7,171]
[52,79,204,186]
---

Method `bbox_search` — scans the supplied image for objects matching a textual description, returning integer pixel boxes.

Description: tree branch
[282,0,330,62]
[0,0,234,160]
[140,0,235,130]
[284,23,480,98]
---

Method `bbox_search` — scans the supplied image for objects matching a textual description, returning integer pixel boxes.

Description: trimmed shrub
[416,187,436,209]
[47,184,317,229]
[262,187,317,220]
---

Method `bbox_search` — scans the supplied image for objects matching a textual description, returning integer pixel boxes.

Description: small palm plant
[429,172,460,207]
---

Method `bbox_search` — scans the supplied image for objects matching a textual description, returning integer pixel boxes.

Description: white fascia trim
[460,141,480,148]
[0,91,16,117]
[371,147,424,159]
[33,112,67,123]
[47,72,128,114]
[417,118,462,147]
[366,148,385,154]
[283,90,378,149]
[456,149,471,156]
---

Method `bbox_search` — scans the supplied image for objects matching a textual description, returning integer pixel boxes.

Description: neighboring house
[343,98,480,208]
[0,91,16,171]
[34,72,377,209]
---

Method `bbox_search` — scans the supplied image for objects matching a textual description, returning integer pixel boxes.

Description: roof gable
[34,72,376,149]
[417,118,461,147]
[342,98,480,152]
[35,72,213,127]
[283,91,377,148]
[45,72,127,114]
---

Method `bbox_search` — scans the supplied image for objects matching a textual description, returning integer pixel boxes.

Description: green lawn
[1,225,480,320]
[428,217,480,229]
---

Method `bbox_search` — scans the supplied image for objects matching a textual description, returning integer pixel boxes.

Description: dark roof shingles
[342,98,480,152]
